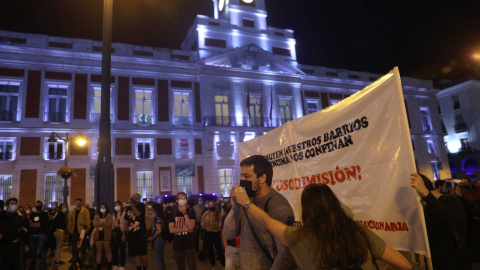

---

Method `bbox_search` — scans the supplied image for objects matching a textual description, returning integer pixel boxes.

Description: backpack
[454,196,480,263]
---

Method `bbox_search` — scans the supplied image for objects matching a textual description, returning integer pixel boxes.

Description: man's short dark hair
[240,155,273,186]
[419,174,434,191]
[462,177,472,184]
[176,192,187,200]
[75,198,83,203]
[434,180,445,189]
[36,200,43,206]
[6,197,18,206]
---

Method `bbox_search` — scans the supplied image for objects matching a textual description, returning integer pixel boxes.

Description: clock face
[218,0,225,12]
[242,0,254,3]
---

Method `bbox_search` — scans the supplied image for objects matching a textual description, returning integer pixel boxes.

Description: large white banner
[238,68,430,255]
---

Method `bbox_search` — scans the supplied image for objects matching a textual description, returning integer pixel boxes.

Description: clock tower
[214,0,267,30]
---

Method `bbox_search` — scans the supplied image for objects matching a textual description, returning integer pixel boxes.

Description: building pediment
[198,44,303,75]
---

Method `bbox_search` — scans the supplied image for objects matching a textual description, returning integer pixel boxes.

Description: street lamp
[47,132,88,206]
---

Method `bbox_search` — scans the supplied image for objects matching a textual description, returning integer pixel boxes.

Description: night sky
[1,0,480,80]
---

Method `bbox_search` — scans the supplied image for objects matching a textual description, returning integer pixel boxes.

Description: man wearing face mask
[122,193,148,270]
[68,198,91,263]
[29,200,49,269]
[223,155,296,270]
[169,192,197,270]
[4,198,23,270]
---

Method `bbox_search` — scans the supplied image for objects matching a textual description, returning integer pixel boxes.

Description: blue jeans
[154,236,166,270]
[30,233,47,267]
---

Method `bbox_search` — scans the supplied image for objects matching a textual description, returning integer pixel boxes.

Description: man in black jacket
[410,172,471,270]
[29,200,49,269]
[0,200,19,269]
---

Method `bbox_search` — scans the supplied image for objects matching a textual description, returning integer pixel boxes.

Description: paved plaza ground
[25,239,430,270]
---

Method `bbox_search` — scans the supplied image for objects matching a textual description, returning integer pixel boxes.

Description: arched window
[461,158,478,172]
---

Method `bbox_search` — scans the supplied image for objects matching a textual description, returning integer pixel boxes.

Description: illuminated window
[173,92,192,127]
[47,87,68,123]
[135,89,154,125]
[135,139,153,159]
[137,171,153,200]
[306,100,319,114]
[0,138,15,161]
[278,98,292,123]
[44,173,64,205]
[219,168,233,196]
[0,84,20,121]
[420,107,432,131]
[177,175,192,195]
[44,139,64,160]
[92,86,113,122]
[427,140,435,154]
[215,95,229,125]
[431,161,439,180]
[0,174,12,200]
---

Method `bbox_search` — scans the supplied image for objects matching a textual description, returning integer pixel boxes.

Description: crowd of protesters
[1,155,480,270]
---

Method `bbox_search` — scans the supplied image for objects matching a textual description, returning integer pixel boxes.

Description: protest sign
[238,67,430,256]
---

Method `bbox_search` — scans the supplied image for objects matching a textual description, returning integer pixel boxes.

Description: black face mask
[36,206,42,212]
[240,179,257,198]
[209,207,216,212]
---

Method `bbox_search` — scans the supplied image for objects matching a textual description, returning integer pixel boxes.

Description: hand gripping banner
[238,67,431,257]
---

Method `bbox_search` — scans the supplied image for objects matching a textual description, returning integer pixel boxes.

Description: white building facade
[437,80,480,179]
[0,0,450,207]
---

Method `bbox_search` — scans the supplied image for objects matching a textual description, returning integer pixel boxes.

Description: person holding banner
[232,183,412,270]
[410,172,471,270]
[223,155,296,270]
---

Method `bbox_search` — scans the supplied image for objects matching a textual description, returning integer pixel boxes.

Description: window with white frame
[278,97,292,123]
[92,86,113,122]
[427,139,435,154]
[420,107,432,131]
[177,175,192,194]
[173,92,192,127]
[45,173,64,205]
[0,174,12,200]
[219,168,233,196]
[306,99,319,114]
[0,138,15,161]
[135,138,153,159]
[249,96,262,126]
[47,87,68,122]
[215,95,229,125]
[431,161,439,180]
[135,89,153,125]
[44,139,64,160]
[137,171,153,200]
[0,83,20,122]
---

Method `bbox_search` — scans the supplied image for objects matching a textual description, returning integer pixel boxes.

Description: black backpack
[454,196,480,263]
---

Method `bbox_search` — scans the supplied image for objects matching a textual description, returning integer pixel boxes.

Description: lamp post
[47,132,87,206]
[95,0,115,208]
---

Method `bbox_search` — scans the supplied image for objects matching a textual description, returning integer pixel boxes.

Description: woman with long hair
[148,204,167,270]
[111,201,126,270]
[93,203,113,270]
[201,201,225,270]
[233,183,411,270]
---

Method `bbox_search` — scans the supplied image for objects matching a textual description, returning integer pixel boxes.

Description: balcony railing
[91,113,115,124]
[173,116,193,128]
[133,114,155,126]
[45,112,69,123]
[0,110,19,122]
[46,151,64,160]
[136,151,151,159]
[203,116,284,128]
[0,152,13,161]
[454,123,467,133]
